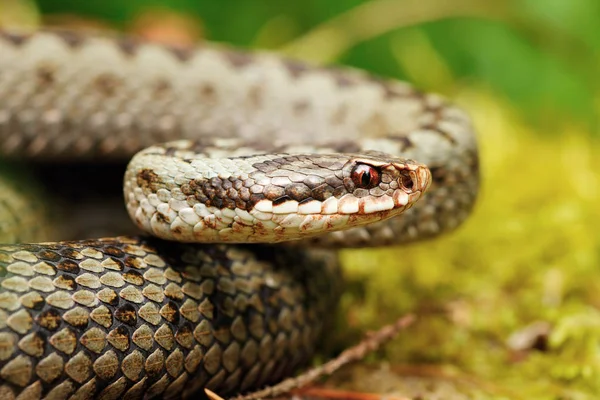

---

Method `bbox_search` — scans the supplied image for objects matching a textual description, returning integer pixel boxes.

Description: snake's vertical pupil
[361,171,370,186]
[351,164,380,189]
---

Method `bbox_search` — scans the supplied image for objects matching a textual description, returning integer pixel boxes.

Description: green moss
[323,92,600,399]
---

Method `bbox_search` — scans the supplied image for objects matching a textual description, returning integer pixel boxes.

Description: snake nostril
[400,171,414,192]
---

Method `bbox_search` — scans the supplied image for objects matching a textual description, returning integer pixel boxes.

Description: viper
[0,29,479,399]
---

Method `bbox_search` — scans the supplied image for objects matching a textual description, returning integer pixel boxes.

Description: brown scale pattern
[0,237,341,399]
[181,154,352,211]
[143,151,407,214]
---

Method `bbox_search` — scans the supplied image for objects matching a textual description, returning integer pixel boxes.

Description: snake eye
[351,164,380,189]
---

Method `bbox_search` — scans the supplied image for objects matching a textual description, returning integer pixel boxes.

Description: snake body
[0,29,479,399]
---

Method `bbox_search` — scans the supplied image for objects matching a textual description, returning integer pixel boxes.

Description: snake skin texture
[0,28,480,399]
[0,29,479,247]
[0,237,340,398]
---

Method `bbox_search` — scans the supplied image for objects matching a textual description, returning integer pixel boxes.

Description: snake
[0,29,479,399]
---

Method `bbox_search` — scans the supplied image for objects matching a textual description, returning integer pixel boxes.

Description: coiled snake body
[0,30,479,399]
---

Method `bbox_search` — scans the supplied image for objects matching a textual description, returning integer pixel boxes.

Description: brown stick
[291,387,412,400]
[206,314,415,400]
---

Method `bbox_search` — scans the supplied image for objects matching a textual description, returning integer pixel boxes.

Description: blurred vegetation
[1,0,600,399]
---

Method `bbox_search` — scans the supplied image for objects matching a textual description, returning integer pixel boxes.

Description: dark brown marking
[98,289,119,306]
[226,187,239,199]
[175,323,194,348]
[272,196,292,206]
[0,31,31,46]
[38,250,61,262]
[253,161,278,174]
[94,73,122,96]
[37,309,61,331]
[298,198,314,205]
[223,49,253,68]
[123,270,144,286]
[311,183,335,201]
[56,260,80,275]
[107,325,130,351]
[53,30,86,48]
[116,37,141,56]
[115,304,137,326]
[153,79,171,97]
[66,312,89,329]
[36,66,55,88]
[28,295,46,310]
[136,169,161,192]
[248,193,266,208]
[167,44,195,62]
[332,186,346,197]
[264,185,285,200]
[157,212,171,224]
[160,302,180,324]
[105,257,124,271]
[285,183,312,202]
[333,72,356,88]
[353,188,369,198]
[209,197,224,209]
[104,246,125,258]
[180,184,193,196]
[199,83,217,103]
[163,146,180,157]
[235,198,247,209]
[190,177,253,211]
[283,59,310,78]
[54,275,76,290]
[222,197,236,209]
[60,248,82,259]
[123,256,145,270]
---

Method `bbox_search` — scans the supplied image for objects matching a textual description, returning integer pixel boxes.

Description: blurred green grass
[2,0,600,398]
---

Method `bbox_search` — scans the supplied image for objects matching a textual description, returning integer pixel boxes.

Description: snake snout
[409,164,432,194]
[392,162,431,194]
[387,162,432,210]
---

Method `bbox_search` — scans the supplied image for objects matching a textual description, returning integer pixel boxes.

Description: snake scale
[0,29,479,399]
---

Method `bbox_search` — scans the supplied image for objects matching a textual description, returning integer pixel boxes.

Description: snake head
[340,151,431,215]
[125,143,431,243]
